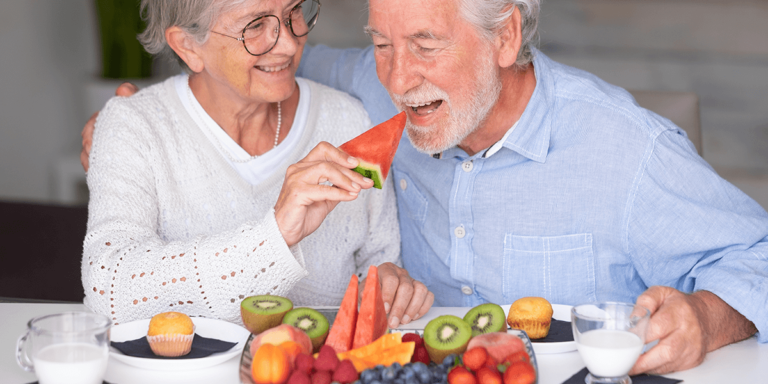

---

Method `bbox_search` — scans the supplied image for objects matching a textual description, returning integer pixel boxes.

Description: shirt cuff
[694,268,767,343]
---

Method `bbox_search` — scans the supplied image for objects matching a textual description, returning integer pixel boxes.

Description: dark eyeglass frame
[210,0,321,56]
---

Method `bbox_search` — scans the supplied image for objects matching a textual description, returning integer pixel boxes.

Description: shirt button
[462,161,474,172]
[461,286,473,295]
[399,179,407,191]
[454,226,466,238]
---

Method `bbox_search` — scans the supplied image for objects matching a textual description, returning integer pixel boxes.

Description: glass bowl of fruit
[240,313,538,384]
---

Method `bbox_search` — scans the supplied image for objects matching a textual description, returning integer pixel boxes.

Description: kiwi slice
[240,295,293,335]
[463,303,506,337]
[282,307,329,353]
[423,315,472,364]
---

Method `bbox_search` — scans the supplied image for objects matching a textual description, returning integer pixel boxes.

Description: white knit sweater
[83,77,400,325]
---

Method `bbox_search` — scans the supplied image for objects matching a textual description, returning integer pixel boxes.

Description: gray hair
[458,0,540,67]
[138,0,248,72]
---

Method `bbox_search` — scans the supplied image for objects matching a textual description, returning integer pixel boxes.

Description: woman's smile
[256,61,292,73]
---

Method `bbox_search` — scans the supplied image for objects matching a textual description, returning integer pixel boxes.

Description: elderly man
[300,0,767,375]
[82,0,767,375]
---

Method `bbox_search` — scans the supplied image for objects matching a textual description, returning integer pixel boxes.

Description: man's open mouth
[407,100,444,116]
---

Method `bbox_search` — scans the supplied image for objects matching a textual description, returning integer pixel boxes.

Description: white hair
[458,0,541,67]
[138,0,250,72]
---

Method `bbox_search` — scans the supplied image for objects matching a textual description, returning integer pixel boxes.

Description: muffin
[146,312,195,357]
[506,297,553,339]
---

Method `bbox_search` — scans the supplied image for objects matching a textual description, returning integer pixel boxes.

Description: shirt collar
[483,120,519,158]
[497,47,555,163]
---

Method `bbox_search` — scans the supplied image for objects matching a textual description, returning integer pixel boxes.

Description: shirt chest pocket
[393,169,427,224]
[502,233,596,305]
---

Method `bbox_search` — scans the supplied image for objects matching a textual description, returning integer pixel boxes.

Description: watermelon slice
[352,265,389,349]
[339,112,407,189]
[324,274,359,353]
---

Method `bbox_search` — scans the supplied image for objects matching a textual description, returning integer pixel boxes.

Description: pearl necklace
[186,82,282,164]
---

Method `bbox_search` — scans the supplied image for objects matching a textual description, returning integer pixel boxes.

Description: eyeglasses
[210,0,321,56]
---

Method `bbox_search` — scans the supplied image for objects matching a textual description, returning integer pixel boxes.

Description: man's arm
[625,127,768,373]
[630,287,757,375]
[298,44,399,126]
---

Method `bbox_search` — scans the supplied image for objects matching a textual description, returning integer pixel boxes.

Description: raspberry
[402,332,424,347]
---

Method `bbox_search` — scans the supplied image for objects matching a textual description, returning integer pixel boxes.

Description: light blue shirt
[298,45,768,341]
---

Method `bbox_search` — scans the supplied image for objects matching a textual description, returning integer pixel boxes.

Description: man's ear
[495,5,522,68]
[166,26,204,73]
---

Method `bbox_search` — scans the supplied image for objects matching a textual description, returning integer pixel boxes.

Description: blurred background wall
[0,0,766,209]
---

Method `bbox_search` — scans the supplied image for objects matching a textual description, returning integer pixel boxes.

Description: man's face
[368,0,502,154]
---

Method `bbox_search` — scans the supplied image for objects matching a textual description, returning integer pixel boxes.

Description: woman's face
[195,0,307,103]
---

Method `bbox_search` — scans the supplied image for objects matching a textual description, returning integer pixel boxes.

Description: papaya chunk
[338,333,402,361]
[361,341,415,367]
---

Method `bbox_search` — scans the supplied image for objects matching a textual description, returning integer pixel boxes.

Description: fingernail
[351,182,360,189]
[389,316,399,329]
[413,313,421,320]
[363,177,372,184]
[384,302,390,313]
[348,157,357,165]
[402,314,411,324]
[349,191,358,196]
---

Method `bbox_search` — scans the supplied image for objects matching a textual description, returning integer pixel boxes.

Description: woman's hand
[274,142,375,246]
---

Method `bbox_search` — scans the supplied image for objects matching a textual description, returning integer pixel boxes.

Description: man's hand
[274,142,374,246]
[630,286,757,375]
[378,262,434,329]
[80,82,139,171]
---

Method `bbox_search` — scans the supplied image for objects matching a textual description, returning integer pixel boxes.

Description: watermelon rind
[352,160,384,189]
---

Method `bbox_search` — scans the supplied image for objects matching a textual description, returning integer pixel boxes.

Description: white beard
[389,52,502,154]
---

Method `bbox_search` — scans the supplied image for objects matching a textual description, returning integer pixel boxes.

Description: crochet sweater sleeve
[82,97,309,325]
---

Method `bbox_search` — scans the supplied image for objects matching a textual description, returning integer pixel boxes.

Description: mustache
[390,81,450,108]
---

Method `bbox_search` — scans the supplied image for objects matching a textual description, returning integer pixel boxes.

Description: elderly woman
[82,0,419,325]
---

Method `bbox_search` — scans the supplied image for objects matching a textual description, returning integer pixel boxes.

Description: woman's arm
[83,98,310,325]
[83,97,372,324]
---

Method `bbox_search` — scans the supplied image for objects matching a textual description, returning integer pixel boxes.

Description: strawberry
[332,360,359,384]
[412,345,430,365]
[295,353,315,375]
[462,347,489,372]
[287,371,311,384]
[313,345,340,372]
[402,332,424,347]
[448,366,477,384]
[502,351,530,366]
[311,370,332,384]
[484,354,499,370]
[502,361,536,384]
[476,367,502,384]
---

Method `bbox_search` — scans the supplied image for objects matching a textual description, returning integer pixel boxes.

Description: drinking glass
[571,302,650,384]
[16,312,111,384]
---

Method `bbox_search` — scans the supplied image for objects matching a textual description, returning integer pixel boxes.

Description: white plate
[109,317,250,371]
[502,304,575,354]
[394,304,575,355]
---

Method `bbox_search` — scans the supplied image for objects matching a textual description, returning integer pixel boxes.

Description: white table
[2,303,766,384]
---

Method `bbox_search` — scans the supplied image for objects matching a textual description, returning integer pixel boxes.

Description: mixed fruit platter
[238,265,537,384]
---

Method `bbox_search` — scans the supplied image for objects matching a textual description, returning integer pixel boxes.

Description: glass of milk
[16,312,111,384]
[571,302,650,384]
